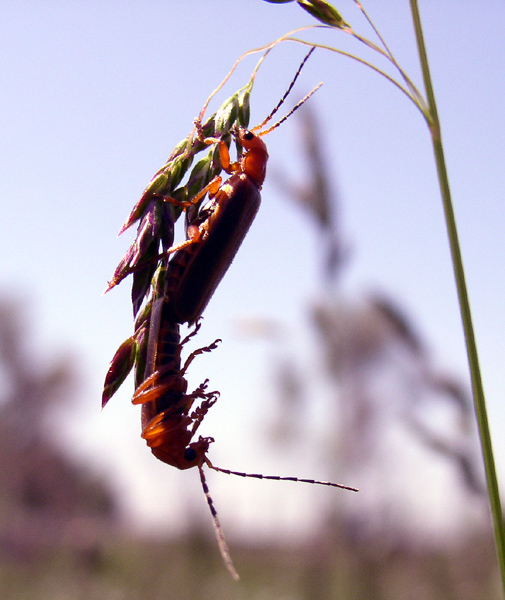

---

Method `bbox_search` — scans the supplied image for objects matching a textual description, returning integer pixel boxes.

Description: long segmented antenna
[198,465,240,581]
[257,82,323,138]
[209,465,359,492]
[198,461,356,582]
[198,454,357,581]
[252,46,316,132]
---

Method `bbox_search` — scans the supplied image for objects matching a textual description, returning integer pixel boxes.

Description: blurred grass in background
[0,104,500,598]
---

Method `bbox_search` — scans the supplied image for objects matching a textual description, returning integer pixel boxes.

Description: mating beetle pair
[103,48,356,579]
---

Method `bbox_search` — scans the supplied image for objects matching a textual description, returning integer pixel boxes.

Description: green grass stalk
[409,0,505,594]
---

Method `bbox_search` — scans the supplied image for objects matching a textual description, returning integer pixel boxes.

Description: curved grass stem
[409,0,505,593]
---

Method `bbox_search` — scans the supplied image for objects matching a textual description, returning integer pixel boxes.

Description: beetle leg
[163,176,223,210]
[195,121,240,175]
[133,356,181,395]
[178,319,221,375]
[132,376,185,405]
[180,317,203,345]
[157,176,224,258]
[181,338,221,375]
[159,228,200,255]
[141,410,191,441]
[189,392,219,436]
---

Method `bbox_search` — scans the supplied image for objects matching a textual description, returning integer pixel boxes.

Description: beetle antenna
[209,464,358,492]
[258,82,323,137]
[252,46,316,133]
[198,465,240,581]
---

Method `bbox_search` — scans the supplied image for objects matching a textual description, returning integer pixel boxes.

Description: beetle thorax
[241,145,268,187]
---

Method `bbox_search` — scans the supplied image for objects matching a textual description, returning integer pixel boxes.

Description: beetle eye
[242,130,254,141]
[184,447,197,462]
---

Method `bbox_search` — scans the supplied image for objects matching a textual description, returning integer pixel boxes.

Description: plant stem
[409,0,505,593]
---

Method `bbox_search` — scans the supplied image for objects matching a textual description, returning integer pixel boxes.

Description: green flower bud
[297,0,349,28]
[238,88,251,128]
[187,150,214,199]
[102,337,137,407]
[214,93,240,137]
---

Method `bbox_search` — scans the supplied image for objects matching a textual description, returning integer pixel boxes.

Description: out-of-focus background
[1,1,504,597]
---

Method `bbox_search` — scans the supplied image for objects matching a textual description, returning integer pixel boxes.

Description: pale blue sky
[1,1,504,538]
